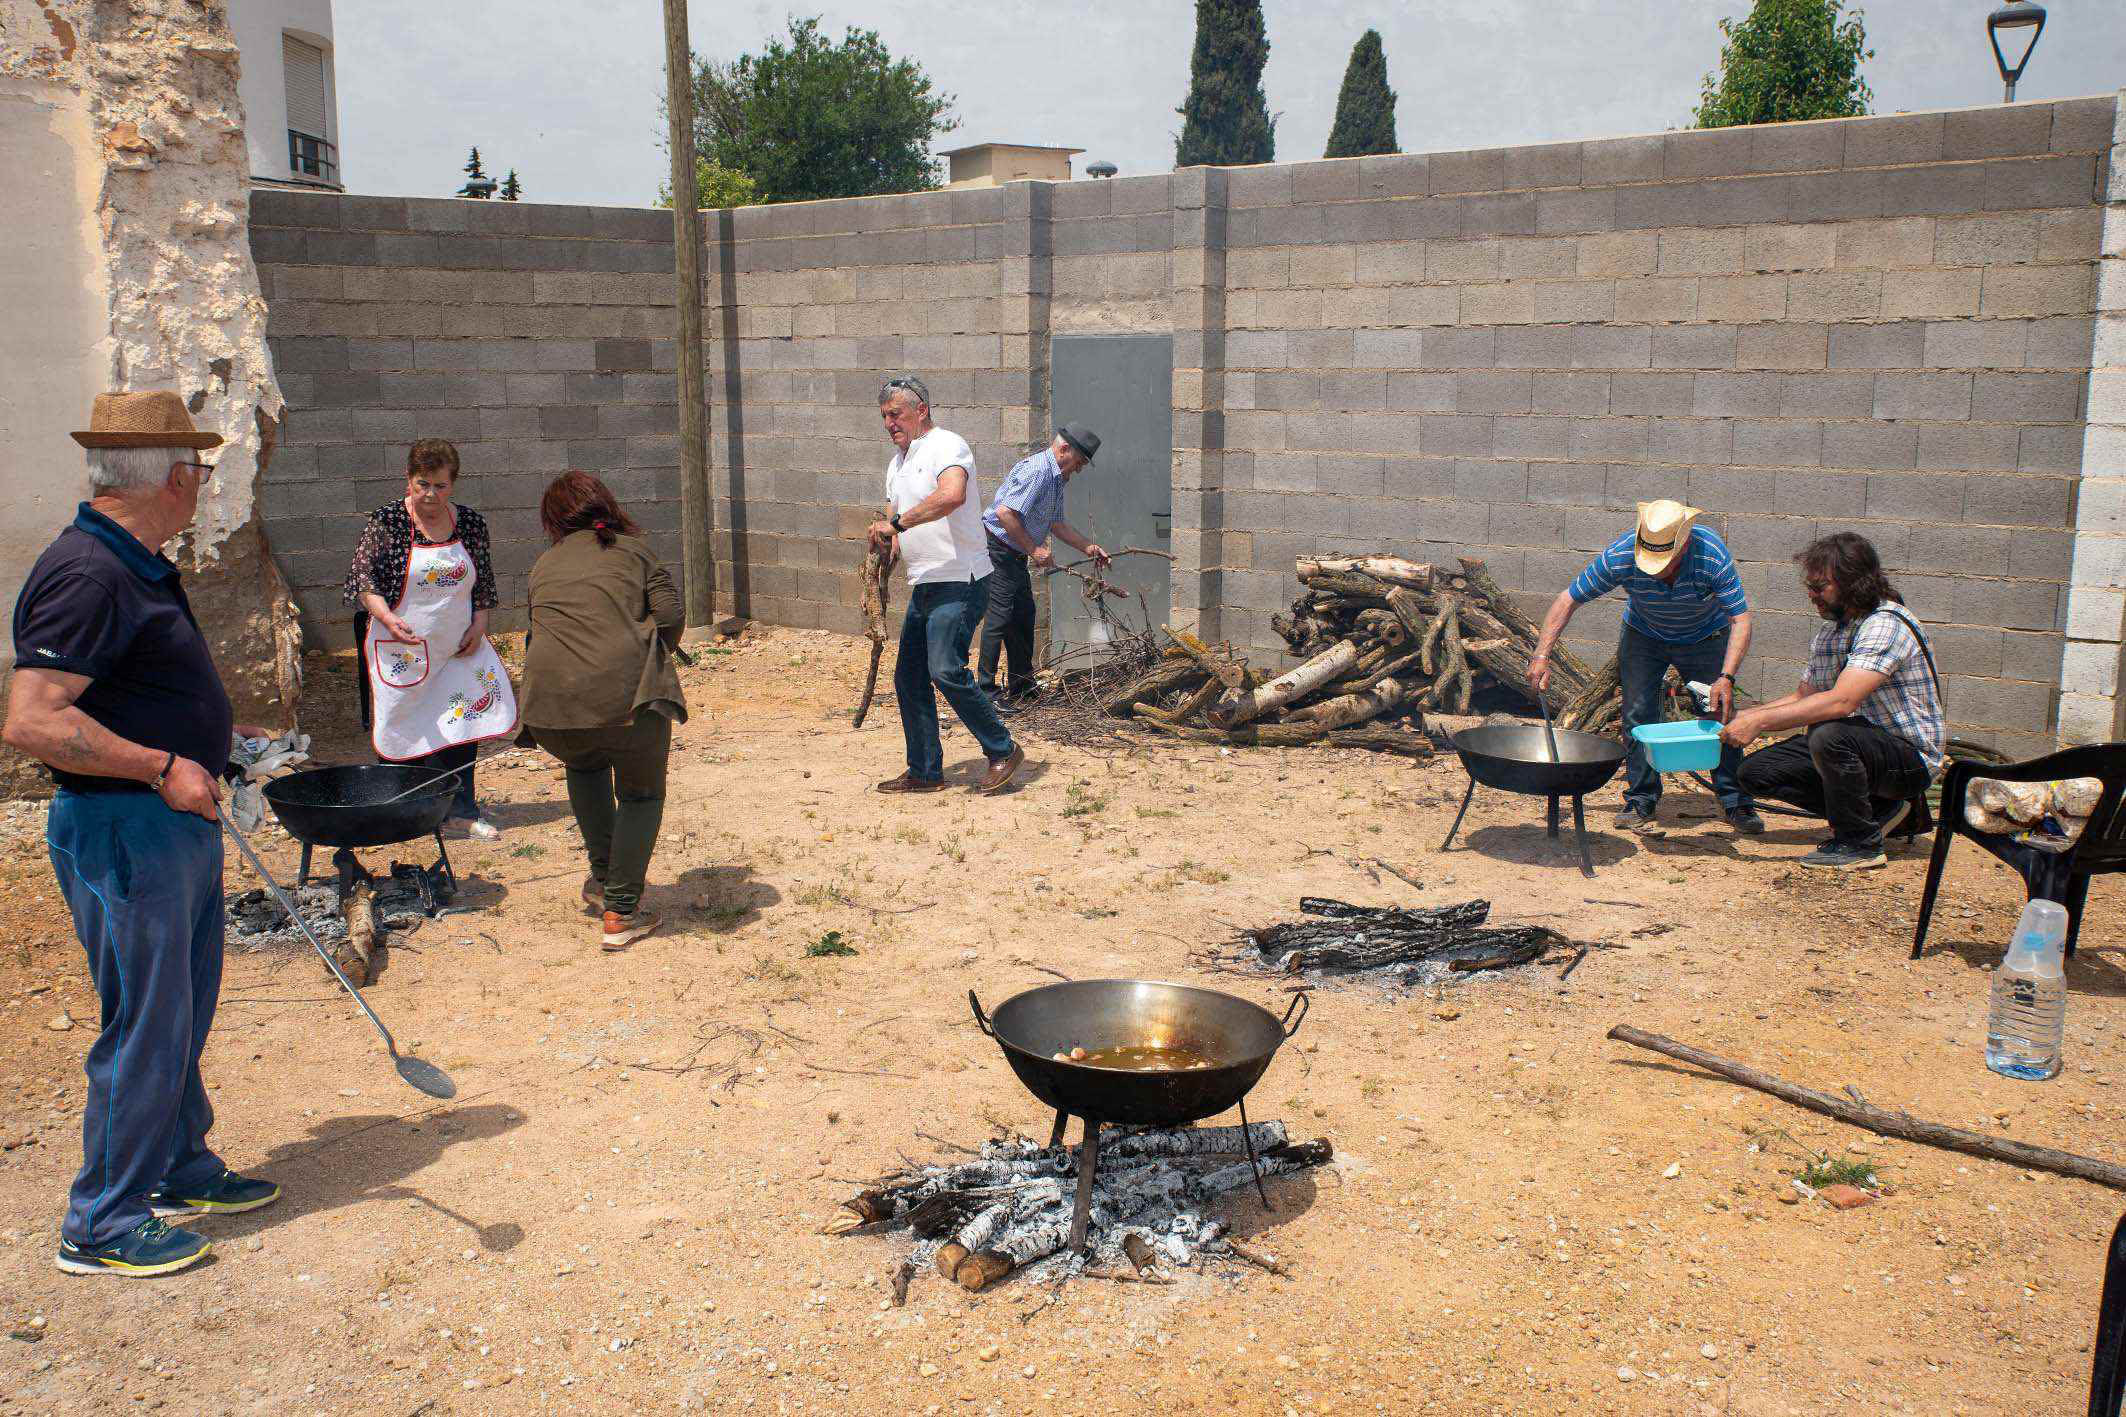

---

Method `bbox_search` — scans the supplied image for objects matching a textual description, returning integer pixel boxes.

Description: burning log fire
[825,1124,1331,1293]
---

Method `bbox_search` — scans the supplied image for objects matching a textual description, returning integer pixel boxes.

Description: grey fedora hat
[1057,423,1100,462]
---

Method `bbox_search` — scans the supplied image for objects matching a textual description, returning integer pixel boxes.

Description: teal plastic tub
[1630,719,1724,772]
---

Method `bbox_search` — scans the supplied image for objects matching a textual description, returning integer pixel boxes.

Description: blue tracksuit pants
[47,791,226,1247]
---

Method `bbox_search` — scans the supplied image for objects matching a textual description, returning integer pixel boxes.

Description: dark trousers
[1737,717,1931,844]
[978,535,1037,696]
[47,791,225,1247]
[408,741,478,818]
[895,578,1015,781]
[1619,623,1749,812]
[528,710,673,917]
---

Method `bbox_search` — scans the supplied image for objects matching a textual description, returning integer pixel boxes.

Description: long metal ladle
[221,816,457,1099]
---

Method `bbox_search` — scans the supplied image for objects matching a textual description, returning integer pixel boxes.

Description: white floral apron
[366,536,518,761]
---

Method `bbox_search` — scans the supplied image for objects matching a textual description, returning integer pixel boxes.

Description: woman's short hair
[539,470,641,548]
[407,438,460,481]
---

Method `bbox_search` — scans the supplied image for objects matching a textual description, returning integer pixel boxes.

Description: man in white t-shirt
[866,376,1024,795]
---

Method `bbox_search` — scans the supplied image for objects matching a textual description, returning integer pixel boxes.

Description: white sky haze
[333,1,2126,207]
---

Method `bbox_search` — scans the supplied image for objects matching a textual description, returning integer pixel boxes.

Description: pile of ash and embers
[825,1122,1329,1299]
[1200,898,1595,989]
[226,856,457,985]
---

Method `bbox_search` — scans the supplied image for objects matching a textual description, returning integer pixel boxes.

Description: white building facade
[226,0,340,190]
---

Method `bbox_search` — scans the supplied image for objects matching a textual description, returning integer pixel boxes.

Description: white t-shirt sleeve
[935,433,974,476]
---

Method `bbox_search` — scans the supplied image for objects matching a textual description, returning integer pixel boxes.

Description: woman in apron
[341,438,517,838]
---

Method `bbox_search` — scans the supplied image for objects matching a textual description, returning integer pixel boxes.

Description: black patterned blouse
[342,501,499,612]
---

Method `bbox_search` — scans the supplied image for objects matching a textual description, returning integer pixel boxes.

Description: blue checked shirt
[982,448,1067,549]
[1804,605,1947,775]
[1567,526,1750,644]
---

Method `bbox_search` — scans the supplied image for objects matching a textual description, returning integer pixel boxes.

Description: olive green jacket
[519,531,687,729]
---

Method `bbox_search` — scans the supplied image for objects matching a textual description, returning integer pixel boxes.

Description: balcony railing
[287,129,338,184]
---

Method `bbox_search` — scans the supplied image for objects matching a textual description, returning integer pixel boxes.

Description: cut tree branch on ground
[1607,1025,2126,1192]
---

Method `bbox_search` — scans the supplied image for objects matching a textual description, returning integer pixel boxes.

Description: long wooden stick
[852,541,895,728]
[1607,1024,2126,1192]
[662,0,712,625]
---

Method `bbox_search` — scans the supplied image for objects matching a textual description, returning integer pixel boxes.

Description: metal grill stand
[1051,1099,1276,1255]
[1440,779,1598,878]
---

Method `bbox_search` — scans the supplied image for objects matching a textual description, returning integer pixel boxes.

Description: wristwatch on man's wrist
[889,513,905,534]
[149,751,175,792]
[1714,672,1735,686]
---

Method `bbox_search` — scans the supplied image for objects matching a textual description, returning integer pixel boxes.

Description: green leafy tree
[457,146,492,198]
[1175,0,1275,167]
[673,17,957,203]
[499,169,522,201]
[1694,0,1873,128]
[656,156,760,210]
[1324,29,1397,158]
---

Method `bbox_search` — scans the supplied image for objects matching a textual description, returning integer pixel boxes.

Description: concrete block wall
[249,189,683,640]
[250,94,2119,752]
[1204,97,2115,757]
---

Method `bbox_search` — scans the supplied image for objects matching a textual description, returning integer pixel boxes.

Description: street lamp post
[1986,0,2047,103]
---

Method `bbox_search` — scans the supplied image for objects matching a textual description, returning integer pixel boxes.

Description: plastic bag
[2054,777,2103,817]
[1965,800,2016,834]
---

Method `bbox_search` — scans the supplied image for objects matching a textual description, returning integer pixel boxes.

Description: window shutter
[283,35,327,138]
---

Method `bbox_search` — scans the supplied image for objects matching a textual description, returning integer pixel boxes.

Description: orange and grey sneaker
[601,909,660,951]
[56,1217,210,1277]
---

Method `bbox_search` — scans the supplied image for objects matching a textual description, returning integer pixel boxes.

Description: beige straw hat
[70,391,223,450]
[1634,499,1701,576]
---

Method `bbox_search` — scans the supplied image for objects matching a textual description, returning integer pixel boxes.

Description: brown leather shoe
[976,745,1025,794]
[876,772,946,794]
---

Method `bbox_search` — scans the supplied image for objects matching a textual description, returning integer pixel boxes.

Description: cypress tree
[1174,0,1275,168]
[1324,30,1397,158]
[499,169,523,201]
[456,147,491,198]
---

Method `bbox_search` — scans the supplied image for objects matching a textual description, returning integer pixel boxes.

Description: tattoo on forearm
[54,724,95,764]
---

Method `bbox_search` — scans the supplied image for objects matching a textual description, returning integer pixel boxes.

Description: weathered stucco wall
[254,96,2121,755]
[0,0,300,794]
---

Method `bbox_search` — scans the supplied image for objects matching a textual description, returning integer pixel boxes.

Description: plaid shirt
[1803,605,1946,775]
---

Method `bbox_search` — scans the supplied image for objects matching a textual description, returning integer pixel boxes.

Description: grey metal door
[1047,334,1172,657]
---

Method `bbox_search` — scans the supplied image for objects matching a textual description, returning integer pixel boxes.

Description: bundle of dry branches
[1270,554,1622,733]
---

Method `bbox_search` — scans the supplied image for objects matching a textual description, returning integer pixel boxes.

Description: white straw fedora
[1634,499,1701,576]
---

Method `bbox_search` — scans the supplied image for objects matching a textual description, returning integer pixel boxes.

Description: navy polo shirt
[11,504,232,792]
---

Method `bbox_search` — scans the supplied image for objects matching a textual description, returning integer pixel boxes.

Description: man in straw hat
[1528,499,1763,835]
[5,392,280,1277]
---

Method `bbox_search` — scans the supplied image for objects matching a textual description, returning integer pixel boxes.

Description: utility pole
[663,0,713,625]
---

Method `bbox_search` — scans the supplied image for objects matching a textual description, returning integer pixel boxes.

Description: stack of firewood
[1082,553,1624,753]
[1273,554,1622,733]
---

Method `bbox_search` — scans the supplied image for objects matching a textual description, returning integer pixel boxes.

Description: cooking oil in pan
[1050,1043,1218,1071]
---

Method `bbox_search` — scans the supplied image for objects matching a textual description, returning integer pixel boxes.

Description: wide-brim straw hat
[1634,499,1701,576]
[71,391,222,450]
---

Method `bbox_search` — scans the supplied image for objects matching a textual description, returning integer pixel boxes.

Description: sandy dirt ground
[1,623,2123,1416]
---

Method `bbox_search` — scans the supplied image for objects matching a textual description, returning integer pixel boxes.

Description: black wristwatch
[1714,673,1735,686]
[149,751,175,792]
[889,513,905,534]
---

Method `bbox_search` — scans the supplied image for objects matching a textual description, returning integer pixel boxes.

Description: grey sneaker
[1614,806,1658,833]
[1871,799,1911,844]
[1725,806,1767,835]
[1799,839,1887,870]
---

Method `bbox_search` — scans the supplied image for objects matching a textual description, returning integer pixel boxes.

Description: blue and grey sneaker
[147,1170,281,1218]
[56,1218,210,1277]
[1798,839,1888,871]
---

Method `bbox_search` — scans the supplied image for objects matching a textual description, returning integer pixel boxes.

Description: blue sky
[335,1,2125,207]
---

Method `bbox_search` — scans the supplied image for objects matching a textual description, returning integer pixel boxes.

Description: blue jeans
[1619,622,1751,813]
[47,791,226,1247]
[895,578,1015,780]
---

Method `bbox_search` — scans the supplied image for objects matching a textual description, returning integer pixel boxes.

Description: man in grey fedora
[977,423,1109,711]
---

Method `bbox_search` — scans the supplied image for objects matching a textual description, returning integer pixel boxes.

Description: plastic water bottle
[1985,899,2068,1081]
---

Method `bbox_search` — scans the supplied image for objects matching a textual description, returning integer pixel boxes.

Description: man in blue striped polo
[1528,499,1763,835]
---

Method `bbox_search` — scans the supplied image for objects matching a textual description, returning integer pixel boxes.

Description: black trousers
[1736,717,1931,844]
[977,535,1037,695]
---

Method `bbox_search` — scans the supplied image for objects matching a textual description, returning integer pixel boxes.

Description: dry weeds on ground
[0,624,2123,1415]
